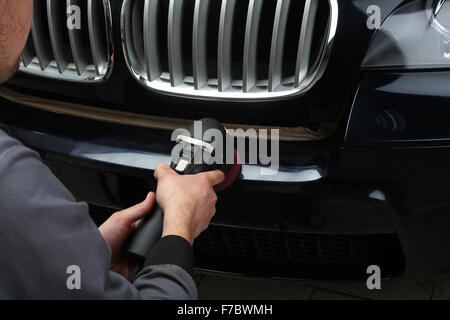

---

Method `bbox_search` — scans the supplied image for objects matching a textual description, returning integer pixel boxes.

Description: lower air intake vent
[122,0,338,101]
[20,0,113,82]
[195,225,405,279]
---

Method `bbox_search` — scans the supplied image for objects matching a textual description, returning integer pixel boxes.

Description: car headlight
[362,0,450,69]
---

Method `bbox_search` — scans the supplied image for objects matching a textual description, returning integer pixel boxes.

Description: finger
[154,162,177,181]
[116,192,156,224]
[200,170,225,186]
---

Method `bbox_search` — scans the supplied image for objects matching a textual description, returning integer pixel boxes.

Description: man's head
[0,0,33,84]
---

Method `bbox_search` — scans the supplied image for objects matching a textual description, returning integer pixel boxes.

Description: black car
[1,0,450,281]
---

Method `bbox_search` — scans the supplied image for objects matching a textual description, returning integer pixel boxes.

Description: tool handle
[126,204,164,260]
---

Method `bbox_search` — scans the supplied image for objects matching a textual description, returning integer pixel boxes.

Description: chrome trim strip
[0,86,336,142]
[294,0,338,93]
[433,0,446,16]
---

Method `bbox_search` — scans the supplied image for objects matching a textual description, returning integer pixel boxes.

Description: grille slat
[217,0,236,92]
[31,0,51,71]
[20,0,113,82]
[242,0,264,93]
[268,0,291,92]
[47,0,69,73]
[68,0,90,75]
[21,38,35,67]
[143,0,161,82]
[192,0,210,90]
[132,0,145,70]
[295,0,319,87]
[88,0,107,76]
[168,0,185,86]
[122,0,337,100]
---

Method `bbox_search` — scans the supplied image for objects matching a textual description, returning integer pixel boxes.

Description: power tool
[126,118,241,280]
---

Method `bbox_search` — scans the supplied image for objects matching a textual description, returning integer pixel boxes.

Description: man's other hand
[99,193,156,278]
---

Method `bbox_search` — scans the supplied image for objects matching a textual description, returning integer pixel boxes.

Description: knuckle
[110,211,120,220]
[198,175,210,186]
[155,163,165,173]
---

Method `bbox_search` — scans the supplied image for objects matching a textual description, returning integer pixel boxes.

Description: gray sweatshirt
[0,129,197,299]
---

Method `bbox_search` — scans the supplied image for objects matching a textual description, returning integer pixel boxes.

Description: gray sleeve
[0,129,197,300]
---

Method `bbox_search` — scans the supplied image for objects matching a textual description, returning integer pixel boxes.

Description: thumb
[200,170,226,186]
[116,192,156,225]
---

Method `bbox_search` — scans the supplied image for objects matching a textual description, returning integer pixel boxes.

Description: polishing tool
[126,118,242,276]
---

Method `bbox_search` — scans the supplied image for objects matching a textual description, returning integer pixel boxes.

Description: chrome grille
[122,0,338,101]
[20,0,113,82]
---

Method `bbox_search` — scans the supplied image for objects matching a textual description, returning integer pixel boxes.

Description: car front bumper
[3,69,450,281]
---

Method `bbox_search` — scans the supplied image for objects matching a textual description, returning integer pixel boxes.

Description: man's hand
[154,163,225,245]
[98,163,224,277]
[99,193,155,278]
